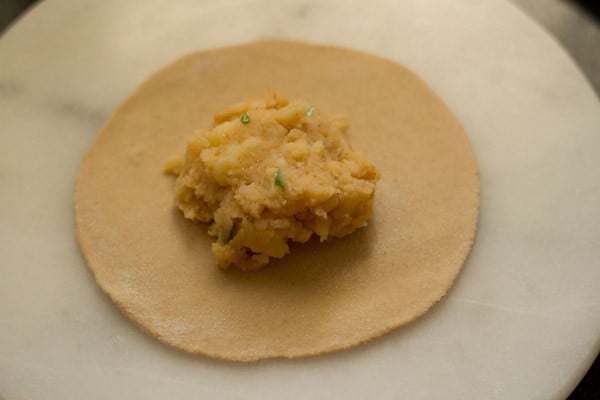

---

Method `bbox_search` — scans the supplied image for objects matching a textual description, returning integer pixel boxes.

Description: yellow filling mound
[167,91,379,270]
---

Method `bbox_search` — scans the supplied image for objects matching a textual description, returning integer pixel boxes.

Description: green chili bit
[274,169,285,189]
[240,112,251,124]
[221,225,236,243]
[306,106,315,117]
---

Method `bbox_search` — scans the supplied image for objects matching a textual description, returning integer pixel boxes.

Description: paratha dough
[75,40,479,361]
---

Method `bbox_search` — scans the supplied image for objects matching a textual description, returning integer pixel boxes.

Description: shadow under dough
[170,205,376,294]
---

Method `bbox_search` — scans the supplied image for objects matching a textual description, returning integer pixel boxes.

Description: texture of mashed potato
[167,91,378,270]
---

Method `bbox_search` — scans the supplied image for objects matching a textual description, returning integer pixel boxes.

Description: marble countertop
[0,1,599,399]
[510,0,600,95]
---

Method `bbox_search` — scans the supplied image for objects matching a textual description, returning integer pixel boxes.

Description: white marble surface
[1,0,599,399]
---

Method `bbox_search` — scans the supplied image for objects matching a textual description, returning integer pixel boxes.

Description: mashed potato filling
[167,91,378,270]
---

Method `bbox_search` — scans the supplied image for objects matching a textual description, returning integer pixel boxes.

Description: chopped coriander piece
[306,106,315,117]
[240,113,251,124]
[274,169,285,189]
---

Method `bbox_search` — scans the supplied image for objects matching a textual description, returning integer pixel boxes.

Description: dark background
[0,1,598,399]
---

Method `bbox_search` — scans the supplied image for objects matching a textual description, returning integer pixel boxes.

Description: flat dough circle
[75,40,479,361]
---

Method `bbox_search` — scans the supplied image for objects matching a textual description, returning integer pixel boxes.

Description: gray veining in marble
[51,100,107,126]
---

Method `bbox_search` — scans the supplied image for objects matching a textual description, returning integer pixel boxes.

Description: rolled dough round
[75,40,479,361]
